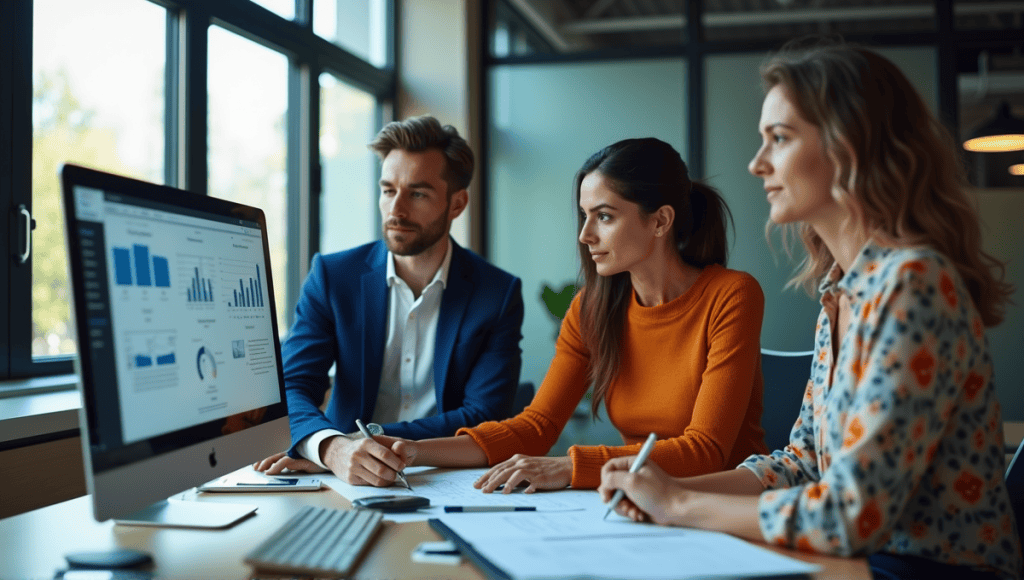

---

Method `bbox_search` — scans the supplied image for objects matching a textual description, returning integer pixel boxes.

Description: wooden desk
[0,488,870,580]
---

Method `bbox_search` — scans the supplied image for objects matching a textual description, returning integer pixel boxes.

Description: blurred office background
[1,0,1022,512]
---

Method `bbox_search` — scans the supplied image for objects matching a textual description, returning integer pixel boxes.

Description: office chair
[1006,438,1024,575]
[759,349,814,452]
[511,382,535,416]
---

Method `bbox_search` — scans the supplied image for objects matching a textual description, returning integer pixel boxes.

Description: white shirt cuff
[298,429,346,469]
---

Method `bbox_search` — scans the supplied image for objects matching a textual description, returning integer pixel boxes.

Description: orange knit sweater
[458,264,768,488]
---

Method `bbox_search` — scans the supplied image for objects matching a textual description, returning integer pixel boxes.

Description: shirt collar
[818,239,891,301]
[386,237,454,291]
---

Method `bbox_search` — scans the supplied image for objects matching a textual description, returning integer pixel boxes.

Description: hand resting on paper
[473,454,572,494]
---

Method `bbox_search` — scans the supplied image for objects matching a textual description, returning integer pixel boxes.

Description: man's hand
[473,454,572,493]
[321,435,408,487]
[597,456,687,525]
[253,452,325,475]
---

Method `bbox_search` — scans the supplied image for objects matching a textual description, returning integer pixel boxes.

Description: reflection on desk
[0,486,871,580]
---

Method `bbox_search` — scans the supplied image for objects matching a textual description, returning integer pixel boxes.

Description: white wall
[396,0,476,249]
[487,58,687,387]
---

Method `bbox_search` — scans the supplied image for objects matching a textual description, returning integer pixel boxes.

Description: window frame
[1,0,395,386]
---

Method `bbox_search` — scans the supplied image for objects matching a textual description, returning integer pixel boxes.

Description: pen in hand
[355,419,413,491]
[602,432,657,520]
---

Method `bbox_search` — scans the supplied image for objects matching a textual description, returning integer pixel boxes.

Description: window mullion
[9,0,34,377]
[0,0,17,377]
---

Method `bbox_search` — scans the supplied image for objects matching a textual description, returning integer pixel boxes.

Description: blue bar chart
[177,254,217,308]
[125,330,179,392]
[187,266,215,303]
[221,259,266,313]
[112,245,171,288]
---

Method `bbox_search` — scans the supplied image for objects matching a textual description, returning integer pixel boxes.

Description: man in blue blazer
[255,116,523,486]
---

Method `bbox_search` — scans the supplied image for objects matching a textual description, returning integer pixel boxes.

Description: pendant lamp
[963,101,1024,153]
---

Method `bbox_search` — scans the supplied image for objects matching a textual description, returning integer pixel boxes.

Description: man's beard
[382,207,449,257]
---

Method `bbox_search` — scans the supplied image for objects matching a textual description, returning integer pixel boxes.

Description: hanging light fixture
[963,101,1024,153]
[1010,163,1024,176]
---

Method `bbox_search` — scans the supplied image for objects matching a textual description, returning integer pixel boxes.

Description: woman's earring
[655,229,663,237]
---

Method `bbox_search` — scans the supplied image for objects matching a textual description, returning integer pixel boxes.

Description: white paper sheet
[435,507,691,540]
[321,466,600,522]
[462,531,821,580]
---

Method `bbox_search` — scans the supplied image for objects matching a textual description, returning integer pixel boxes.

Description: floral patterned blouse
[741,241,1022,579]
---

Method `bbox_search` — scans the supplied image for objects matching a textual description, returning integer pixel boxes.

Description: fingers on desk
[254,451,288,472]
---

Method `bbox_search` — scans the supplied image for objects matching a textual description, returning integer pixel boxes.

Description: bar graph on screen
[220,258,266,314]
[177,254,217,308]
[111,244,171,288]
[124,329,179,393]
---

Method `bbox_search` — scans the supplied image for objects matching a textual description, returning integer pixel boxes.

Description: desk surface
[0,487,870,580]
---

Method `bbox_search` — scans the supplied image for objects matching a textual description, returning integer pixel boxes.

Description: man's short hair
[368,115,474,194]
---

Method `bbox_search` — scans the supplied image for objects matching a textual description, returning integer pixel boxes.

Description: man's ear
[448,189,469,221]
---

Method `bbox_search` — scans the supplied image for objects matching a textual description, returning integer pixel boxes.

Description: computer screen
[61,164,290,527]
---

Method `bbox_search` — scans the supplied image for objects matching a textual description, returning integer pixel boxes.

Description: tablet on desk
[199,470,322,492]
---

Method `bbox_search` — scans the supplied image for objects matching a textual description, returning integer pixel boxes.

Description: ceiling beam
[562,2,1024,35]
[583,0,619,19]
[506,0,572,51]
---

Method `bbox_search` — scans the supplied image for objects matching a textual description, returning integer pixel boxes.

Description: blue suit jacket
[283,239,523,456]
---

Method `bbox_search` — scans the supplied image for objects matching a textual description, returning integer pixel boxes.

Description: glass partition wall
[482,0,1024,421]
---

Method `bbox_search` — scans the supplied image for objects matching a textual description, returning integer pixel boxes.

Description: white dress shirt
[297,242,453,468]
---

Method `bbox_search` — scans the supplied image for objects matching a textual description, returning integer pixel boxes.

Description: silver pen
[603,432,657,520]
[355,419,413,491]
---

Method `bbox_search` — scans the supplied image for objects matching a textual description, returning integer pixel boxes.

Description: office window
[208,26,289,334]
[319,74,378,254]
[32,0,166,359]
[251,0,295,20]
[2,0,393,386]
[314,0,388,67]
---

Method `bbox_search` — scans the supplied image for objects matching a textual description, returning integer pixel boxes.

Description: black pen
[444,506,537,513]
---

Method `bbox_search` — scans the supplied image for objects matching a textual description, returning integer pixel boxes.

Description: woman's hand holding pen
[474,455,572,494]
[375,434,418,467]
[598,457,688,525]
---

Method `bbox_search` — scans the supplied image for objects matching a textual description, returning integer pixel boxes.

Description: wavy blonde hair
[761,39,1012,326]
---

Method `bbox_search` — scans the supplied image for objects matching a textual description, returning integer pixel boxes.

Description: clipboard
[429,517,821,580]
[428,519,512,580]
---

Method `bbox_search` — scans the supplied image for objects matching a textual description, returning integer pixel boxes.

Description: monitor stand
[113,499,257,529]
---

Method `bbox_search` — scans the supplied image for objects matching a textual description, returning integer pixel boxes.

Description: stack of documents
[326,466,820,579]
[432,510,820,580]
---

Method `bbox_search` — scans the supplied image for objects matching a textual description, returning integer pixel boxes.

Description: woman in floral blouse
[598,39,1022,580]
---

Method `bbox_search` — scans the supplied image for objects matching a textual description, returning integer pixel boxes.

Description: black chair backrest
[1006,439,1024,572]
[759,349,814,453]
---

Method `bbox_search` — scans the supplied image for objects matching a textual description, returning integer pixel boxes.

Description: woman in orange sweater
[375,137,768,490]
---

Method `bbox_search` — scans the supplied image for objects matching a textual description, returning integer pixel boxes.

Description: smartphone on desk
[198,469,323,492]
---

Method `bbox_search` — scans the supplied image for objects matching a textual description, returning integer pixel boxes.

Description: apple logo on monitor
[209,448,217,468]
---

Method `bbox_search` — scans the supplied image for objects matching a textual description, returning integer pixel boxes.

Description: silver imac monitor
[60,164,291,528]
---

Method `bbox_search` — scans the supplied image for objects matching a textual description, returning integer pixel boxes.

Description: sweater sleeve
[457,293,591,463]
[568,274,766,488]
